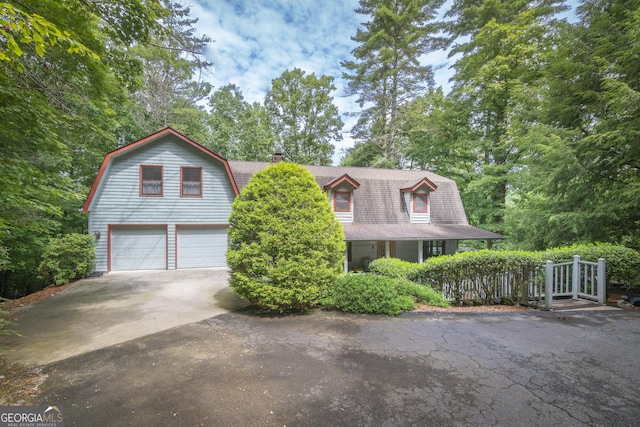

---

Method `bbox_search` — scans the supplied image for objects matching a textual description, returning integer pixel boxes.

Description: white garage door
[177,226,228,268]
[111,227,167,271]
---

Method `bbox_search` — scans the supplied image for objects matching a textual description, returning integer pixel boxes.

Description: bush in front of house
[368,258,421,281]
[322,274,415,315]
[413,250,541,305]
[540,243,640,289]
[38,233,95,286]
[395,280,450,308]
[370,243,639,304]
[226,162,345,312]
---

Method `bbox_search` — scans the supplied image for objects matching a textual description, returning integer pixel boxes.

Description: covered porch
[340,223,503,273]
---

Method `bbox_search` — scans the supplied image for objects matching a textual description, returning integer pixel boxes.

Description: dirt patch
[0,358,47,406]
[0,284,75,405]
[1,282,75,320]
[411,303,531,313]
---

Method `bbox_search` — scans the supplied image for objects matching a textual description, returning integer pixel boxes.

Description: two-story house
[83,128,502,272]
[229,161,503,272]
[82,128,239,271]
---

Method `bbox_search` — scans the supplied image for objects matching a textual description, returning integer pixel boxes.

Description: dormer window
[413,193,428,213]
[334,191,351,212]
[324,174,360,224]
[140,164,163,196]
[401,177,438,224]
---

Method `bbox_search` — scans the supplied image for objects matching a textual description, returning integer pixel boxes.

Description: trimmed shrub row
[368,258,421,281]
[369,244,640,304]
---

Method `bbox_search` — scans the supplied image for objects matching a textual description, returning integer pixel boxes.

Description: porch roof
[342,224,503,241]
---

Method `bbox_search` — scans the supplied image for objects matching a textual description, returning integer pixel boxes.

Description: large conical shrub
[227,162,345,311]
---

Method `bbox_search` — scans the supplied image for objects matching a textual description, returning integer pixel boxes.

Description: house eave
[323,173,361,190]
[342,224,504,241]
[400,177,438,193]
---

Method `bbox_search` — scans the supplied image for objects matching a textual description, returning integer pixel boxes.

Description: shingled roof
[228,161,503,242]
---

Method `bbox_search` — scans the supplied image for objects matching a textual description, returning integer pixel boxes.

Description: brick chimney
[271,152,285,163]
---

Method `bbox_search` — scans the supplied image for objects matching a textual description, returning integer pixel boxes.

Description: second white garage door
[176,226,228,268]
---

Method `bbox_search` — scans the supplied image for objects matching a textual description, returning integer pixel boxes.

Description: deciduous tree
[207,84,276,161]
[265,68,343,166]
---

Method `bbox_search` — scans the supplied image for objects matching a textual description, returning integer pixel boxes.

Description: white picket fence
[441,255,606,308]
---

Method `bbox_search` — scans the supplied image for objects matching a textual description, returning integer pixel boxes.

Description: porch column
[385,241,390,258]
[418,240,424,264]
[344,249,349,273]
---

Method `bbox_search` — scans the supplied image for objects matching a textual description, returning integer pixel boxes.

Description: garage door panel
[111,227,166,271]
[177,226,227,268]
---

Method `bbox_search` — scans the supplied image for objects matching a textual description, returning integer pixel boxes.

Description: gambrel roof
[228,161,503,241]
[83,128,239,212]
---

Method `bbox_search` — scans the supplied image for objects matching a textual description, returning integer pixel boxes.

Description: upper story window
[413,193,428,213]
[334,191,351,212]
[140,165,163,196]
[181,166,202,197]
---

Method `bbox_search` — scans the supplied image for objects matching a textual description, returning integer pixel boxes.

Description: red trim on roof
[400,177,438,193]
[82,127,239,211]
[323,173,360,190]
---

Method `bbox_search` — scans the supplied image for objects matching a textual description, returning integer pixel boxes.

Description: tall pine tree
[342,0,445,167]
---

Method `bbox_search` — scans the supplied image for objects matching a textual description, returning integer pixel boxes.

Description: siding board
[88,137,236,271]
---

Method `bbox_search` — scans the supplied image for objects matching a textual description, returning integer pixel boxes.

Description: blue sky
[190,0,458,162]
[189,0,578,163]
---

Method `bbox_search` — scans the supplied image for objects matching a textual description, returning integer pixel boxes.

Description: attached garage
[110,226,167,271]
[176,226,228,268]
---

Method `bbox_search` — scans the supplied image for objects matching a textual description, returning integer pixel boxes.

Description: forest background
[1,0,638,297]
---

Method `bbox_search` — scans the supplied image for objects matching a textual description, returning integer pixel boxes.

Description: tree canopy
[265,68,344,166]
[1,0,639,298]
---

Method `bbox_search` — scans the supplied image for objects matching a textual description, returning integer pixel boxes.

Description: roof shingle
[228,161,502,241]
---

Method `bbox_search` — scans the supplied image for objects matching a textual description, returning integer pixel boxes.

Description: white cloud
[191,0,360,102]
[188,0,458,164]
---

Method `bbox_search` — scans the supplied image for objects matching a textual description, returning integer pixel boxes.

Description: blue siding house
[82,128,238,271]
[84,128,501,272]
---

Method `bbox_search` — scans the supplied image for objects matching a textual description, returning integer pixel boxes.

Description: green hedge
[418,250,541,304]
[395,280,450,308]
[38,233,95,286]
[368,258,421,281]
[369,244,640,304]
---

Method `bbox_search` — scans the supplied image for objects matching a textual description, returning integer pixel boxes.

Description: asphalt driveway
[36,310,640,426]
[0,268,247,366]
[2,271,639,425]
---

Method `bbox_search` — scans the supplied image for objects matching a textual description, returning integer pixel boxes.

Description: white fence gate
[543,255,606,310]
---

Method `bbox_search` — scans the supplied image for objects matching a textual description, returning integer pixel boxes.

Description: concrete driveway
[0,268,247,366]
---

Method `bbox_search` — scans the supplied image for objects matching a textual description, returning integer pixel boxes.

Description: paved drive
[1,268,247,365]
[2,270,639,425]
[39,310,640,426]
